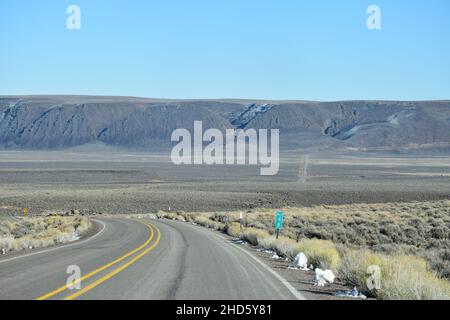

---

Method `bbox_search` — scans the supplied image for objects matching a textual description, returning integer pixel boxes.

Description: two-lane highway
[0,217,303,300]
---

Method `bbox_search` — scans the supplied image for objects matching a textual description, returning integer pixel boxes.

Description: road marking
[0,219,106,265]
[221,236,306,300]
[63,223,161,300]
[36,219,155,300]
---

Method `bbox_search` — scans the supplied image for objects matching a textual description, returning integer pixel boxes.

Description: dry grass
[205,200,450,279]
[339,250,450,300]
[297,239,341,271]
[0,216,91,253]
[156,199,450,299]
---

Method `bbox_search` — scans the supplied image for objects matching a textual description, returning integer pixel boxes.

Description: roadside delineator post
[239,211,243,231]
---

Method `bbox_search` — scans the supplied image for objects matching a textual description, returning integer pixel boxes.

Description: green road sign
[275,211,284,230]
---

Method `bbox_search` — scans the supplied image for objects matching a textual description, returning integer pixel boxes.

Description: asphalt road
[0,217,303,300]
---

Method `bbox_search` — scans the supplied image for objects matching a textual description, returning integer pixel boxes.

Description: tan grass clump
[0,216,91,254]
[338,250,450,300]
[297,239,341,271]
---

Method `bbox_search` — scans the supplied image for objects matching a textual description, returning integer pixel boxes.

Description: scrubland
[156,200,450,300]
[0,216,91,253]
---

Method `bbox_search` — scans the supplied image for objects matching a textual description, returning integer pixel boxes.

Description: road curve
[0,217,303,300]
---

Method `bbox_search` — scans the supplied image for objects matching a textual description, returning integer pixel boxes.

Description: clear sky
[0,0,449,101]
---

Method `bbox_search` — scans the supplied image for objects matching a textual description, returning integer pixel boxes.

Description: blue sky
[0,0,449,100]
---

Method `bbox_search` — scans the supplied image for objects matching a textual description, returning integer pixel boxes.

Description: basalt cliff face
[1,96,449,152]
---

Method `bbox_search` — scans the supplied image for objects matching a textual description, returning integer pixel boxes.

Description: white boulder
[293,252,308,269]
[315,268,336,286]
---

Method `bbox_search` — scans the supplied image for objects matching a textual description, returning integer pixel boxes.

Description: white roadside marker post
[240,211,243,231]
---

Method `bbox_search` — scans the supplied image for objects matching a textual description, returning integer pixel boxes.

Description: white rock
[293,252,308,269]
[314,268,336,286]
[272,254,280,260]
[335,287,367,299]
[322,270,335,283]
[257,248,275,254]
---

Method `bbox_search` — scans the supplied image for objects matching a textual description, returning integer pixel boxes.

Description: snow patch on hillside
[339,125,361,140]
[388,110,415,126]
[232,104,273,128]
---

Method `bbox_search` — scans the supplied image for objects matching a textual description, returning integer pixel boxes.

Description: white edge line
[0,219,106,265]
[216,232,306,300]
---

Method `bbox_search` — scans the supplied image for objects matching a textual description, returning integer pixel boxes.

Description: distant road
[0,217,302,300]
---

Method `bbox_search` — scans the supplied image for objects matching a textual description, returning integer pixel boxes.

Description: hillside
[1,96,449,152]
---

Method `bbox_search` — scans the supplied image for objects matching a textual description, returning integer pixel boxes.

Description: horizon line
[1,94,449,104]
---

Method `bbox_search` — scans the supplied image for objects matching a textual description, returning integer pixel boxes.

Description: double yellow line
[36,219,161,300]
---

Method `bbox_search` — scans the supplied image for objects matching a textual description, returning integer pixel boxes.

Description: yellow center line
[36,219,155,300]
[64,223,161,300]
